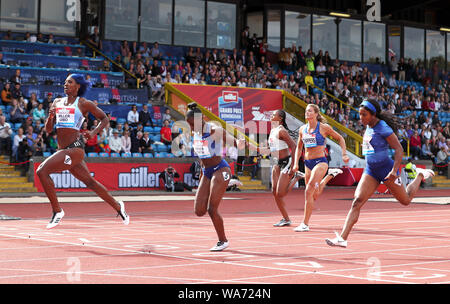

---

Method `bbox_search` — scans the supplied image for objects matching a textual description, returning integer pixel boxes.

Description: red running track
[0,188,449,284]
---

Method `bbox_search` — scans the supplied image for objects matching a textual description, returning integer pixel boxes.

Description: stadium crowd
[0,29,449,174]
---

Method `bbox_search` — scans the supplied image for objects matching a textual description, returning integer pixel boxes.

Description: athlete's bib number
[193,139,211,158]
[362,132,375,156]
[56,107,76,128]
[303,133,317,148]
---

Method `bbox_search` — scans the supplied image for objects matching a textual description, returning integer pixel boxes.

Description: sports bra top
[302,122,326,148]
[54,97,85,130]
[268,125,289,152]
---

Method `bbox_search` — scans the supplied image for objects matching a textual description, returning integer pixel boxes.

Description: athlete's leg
[207,167,231,242]
[384,170,429,206]
[302,162,328,226]
[340,174,380,240]
[272,165,290,221]
[69,160,121,211]
[36,148,84,213]
[194,174,211,217]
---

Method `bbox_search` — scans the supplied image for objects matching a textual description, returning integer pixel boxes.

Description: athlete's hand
[289,165,299,175]
[342,153,350,164]
[83,131,95,141]
[384,170,398,183]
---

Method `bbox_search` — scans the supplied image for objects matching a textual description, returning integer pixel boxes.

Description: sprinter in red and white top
[37,74,129,229]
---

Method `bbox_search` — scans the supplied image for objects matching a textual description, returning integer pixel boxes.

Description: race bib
[362,130,375,156]
[303,132,317,148]
[56,107,76,128]
[193,134,211,159]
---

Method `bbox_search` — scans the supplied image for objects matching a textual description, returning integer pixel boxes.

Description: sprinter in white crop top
[261,110,304,228]
[37,74,129,229]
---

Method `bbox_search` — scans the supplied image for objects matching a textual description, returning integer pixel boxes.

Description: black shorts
[63,136,85,150]
[276,156,292,170]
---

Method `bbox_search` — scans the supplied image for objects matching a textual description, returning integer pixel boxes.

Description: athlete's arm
[80,98,109,140]
[322,124,349,164]
[45,100,58,134]
[291,126,304,173]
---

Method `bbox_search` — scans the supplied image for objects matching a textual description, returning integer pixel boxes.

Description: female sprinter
[325,99,434,247]
[291,104,349,232]
[37,74,129,229]
[260,110,304,227]
[186,103,245,251]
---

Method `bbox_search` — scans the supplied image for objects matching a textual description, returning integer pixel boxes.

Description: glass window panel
[0,0,38,33]
[426,30,445,69]
[404,26,424,65]
[448,33,450,71]
[267,10,280,52]
[338,18,361,62]
[207,2,236,50]
[105,0,139,41]
[40,0,76,36]
[140,0,172,45]
[285,12,310,51]
[364,21,385,64]
[387,25,401,60]
[174,0,205,47]
[246,12,263,39]
[312,15,336,59]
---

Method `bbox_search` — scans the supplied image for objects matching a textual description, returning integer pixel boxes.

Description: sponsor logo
[50,170,95,189]
[222,91,238,103]
[118,167,161,188]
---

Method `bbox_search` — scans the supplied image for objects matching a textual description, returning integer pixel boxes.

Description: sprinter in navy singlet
[186,102,245,252]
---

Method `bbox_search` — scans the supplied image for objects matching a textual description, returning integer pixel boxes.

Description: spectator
[0,115,12,156]
[9,98,26,124]
[127,104,139,127]
[435,145,448,175]
[9,69,22,85]
[160,119,172,147]
[150,42,161,60]
[139,131,154,154]
[131,130,143,153]
[109,130,123,154]
[11,83,24,100]
[139,104,154,127]
[121,130,131,153]
[47,132,58,154]
[32,103,46,124]
[162,108,172,123]
[410,130,422,160]
[88,26,102,49]
[12,127,25,159]
[1,82,12,105]
[421,139,434,160]
[159,165,192,192]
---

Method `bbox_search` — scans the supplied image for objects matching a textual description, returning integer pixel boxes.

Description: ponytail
[276,109,290,131]
[186,102,202,119]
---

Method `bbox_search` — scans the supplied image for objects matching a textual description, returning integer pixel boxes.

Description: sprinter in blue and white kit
[326,99,435,248]
[186,103,245,251]
[291,104,349,232]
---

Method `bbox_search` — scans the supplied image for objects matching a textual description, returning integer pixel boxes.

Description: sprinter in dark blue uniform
[326,99,435,248]
[186,103,245,251]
